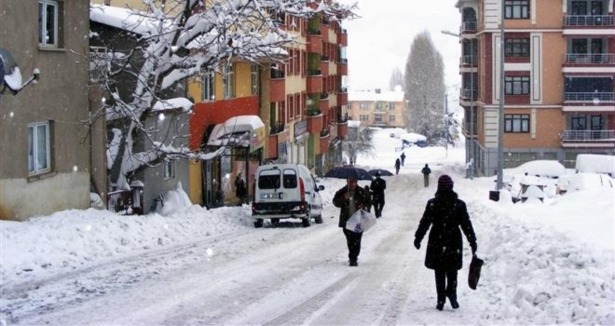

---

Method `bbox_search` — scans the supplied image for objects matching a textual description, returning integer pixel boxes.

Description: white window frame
[28,121,51,175]
[201,70,215,101]
[39,0,59,47]
[223,64,234,99]
[251,64,259,95]
[163,160,175,180]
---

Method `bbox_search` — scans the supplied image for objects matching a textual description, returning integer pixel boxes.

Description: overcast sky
[340,1,462,94]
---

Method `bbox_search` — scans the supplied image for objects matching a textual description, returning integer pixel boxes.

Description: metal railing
[461,21,477,33]
[461,88,478,100]
[461,55,477,66]
[564,15,614,26]
[561,129,615,141]
[270,69,285,79]
[564,92,614,102]
[463,122,477,135]
[564,53,615,64]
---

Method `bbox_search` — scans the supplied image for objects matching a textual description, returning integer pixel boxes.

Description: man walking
[421,164,431,187]
[370,171,387,218]
[400,152,406,166]
[333,177,371,267]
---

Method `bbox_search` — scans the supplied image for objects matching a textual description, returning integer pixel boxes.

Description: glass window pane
[46,4,56,45]
[28,127,34,172]
[38,3,44,44]
[37,124,48,170]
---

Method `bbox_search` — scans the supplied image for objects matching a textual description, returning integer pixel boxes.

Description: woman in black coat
[414,174,477,311]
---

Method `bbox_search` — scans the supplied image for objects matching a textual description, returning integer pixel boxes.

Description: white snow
[1,128,613,325]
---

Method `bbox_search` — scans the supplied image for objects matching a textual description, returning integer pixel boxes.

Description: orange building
[456,0,614,177]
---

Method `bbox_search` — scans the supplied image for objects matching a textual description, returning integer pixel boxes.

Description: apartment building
[1,0,103,220]
[456,0,614,177]
[347,88,407,128]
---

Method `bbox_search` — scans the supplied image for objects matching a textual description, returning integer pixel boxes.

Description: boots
[436,300,445,311]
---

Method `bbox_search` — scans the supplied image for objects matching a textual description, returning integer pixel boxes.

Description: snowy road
[2,173,455,325]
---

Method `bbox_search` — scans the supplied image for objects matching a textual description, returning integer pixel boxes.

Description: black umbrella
[324,166,373,181]
[368,169,394,177]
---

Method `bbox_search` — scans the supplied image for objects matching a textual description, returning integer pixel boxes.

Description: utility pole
[496,0,505,190]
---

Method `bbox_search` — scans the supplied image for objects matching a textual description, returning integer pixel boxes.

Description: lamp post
[441,30,474,179]
[496,0,505,190]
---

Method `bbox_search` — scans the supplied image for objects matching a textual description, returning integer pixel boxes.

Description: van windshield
[282,169,298,188]
[258,169,281,189]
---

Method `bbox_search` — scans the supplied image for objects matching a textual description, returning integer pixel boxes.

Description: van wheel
[254,219,264,228]
[314,215,323,224]
[271,218,280,227]
[302,217,311,227]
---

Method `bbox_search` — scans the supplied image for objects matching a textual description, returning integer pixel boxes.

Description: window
[251,64,259,95]
[359,102,368,110]
[201,70,215,101]
[389,115,396,122]
[504,0,529,19]
[505,76,530,95]
[28,121,52,175]
[388,103,396,110]
[504,114,529,133]
[163,160,175,180]
[39,0,63,47]
[223,64,234,99]
[505,38,530,57]
[374,114,383,123]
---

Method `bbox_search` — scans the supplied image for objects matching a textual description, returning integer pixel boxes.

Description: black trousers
[434,269,458,302]
[373,198,385,218]
[342,229,363,262]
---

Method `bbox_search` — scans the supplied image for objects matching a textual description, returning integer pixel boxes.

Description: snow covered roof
[152,98,193,113]
[207,115,266,151]
[348,89,405,102]
[90,4,168,37]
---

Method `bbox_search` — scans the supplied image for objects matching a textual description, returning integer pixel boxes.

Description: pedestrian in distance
[400,152,406,166]
[414,174,478,311]
[421,164,431,187]
[370,171,387,218]
[394,158,401,175]
[235,173,247,205]
[333,176,372,267]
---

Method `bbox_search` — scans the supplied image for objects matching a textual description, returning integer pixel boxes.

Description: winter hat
[437,174,454,191]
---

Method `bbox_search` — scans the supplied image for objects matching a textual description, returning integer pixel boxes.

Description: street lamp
[496,0,505,190]
[441,30,475,179]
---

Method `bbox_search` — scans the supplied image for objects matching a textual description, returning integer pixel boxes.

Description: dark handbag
[468,254,484,290]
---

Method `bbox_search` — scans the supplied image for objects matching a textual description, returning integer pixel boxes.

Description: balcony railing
[461,21,477,33]
[460,55,477,66]
[561,129,615,141]
[307,108,321,116]
[461,88,478,101]
[270,69,285,79]
[307,69,321,76]
[564,15,614,26]
[269,121,285,135]
[564,53,615,64]
[320,127,330,138]
[564,92,614,102]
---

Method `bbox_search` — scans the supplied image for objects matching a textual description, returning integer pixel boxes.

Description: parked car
[251,164,324,228]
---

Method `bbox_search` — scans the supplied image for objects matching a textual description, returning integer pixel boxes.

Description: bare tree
[343,125,375,165]
[89,0,356,191]
[388,67,404,91]
[403,31,446,143]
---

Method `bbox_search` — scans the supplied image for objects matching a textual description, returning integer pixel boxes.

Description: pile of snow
[576,154,615,176]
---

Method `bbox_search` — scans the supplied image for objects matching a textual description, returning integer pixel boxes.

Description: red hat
[438,174,454,191]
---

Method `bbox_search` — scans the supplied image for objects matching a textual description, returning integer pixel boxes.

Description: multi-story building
[347,88,407,128]
[0,0,104,220]
[455,0,614,177]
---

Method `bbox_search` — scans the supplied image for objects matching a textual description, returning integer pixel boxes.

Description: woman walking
[414,174,478,311]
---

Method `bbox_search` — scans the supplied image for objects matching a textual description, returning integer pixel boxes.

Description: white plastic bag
[345,209,377,233]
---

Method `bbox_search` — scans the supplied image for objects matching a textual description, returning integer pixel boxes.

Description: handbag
[468,254,484,290]
[345,209,377,233]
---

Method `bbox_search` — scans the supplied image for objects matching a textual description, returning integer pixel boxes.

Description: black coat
[421,166,431,175]
[415,190,477,270]
[370,177,386,201]
[332,185,371,228]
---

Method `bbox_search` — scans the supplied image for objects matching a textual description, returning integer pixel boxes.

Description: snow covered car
[251,164,324,228]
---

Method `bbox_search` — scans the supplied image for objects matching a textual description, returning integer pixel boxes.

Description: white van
[251,164,324,228]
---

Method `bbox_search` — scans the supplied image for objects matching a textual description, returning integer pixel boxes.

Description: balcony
[337,89,348,106]
[307,113,323,134]
[564,92,614,103]
[460,55,477,66]
[320,60,329,76]
[320,25,329,43]
[563,15,614,27]
[269,121,285,135]
[460,88,478,101]
[337,120,348,138]
[338,58,348,75]
[307,33,322,54]
[270,70,286,103]
[319,128,331,154]
[564,53,615,64]
[339,29,347,46]
[306,71,323,93]
[320,95,329,115]
[462,122,477,136]
[461,21,477,33]
[561,129,615,148]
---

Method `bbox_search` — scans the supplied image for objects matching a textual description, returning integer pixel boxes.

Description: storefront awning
[207,115,266,152]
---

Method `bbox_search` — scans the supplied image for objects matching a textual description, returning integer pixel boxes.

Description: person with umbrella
[370,171,386,218]
[413,175,478,311]
[333,176,371,267]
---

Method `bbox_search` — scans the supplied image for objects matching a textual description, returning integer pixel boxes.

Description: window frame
[504,114,530,133]
[504,0,530,19]
[223,64,234,99]
[250,64,259,95]
[505,38,530,57]
[201,70,215,101]
[505,76,530,95]
[163,160,175,180]
[28,121,52,175]
[39,0,60,47]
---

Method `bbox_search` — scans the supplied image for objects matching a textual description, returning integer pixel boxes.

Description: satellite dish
[0,48,39,96]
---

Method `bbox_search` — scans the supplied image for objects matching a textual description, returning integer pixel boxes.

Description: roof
[348,89,405,102]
